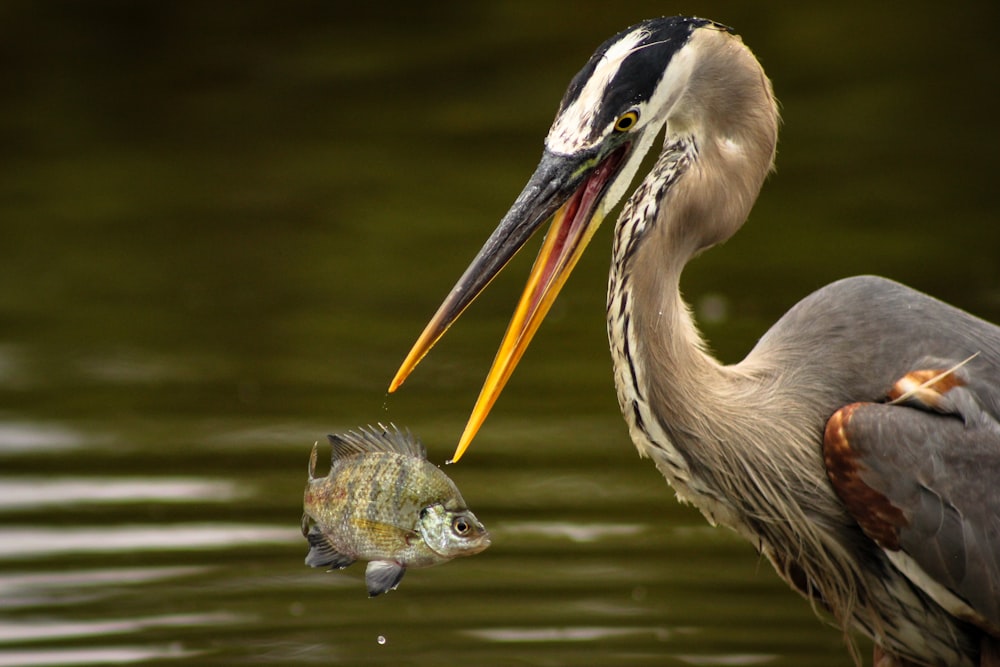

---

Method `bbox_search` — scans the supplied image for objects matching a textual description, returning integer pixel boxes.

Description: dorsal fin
[327,423,426,461]
[307,441,319,479]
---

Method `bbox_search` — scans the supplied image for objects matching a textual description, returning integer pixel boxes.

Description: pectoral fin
[365,560,406,597]
[304,523,356,570]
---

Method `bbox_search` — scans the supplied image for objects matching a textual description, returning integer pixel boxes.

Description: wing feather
[824,385,1000,635]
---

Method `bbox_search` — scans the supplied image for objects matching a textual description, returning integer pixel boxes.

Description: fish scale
[302,424,490,596]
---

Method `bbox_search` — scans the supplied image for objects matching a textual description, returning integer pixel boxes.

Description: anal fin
[365,560,406,597]
[304,523,356,570]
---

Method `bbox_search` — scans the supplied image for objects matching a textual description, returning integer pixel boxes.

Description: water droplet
[377,635,387,645]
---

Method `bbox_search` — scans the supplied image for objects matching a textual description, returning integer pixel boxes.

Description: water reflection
[0,645,198,667]
[0,525,296,559]
[0,567,208,610]
[0,567,223,666]
[0,612,238,643]
[500,520,644,543]
[673,656,776,666]
[0,424,82,453]
[464,625,674,642]
[0,478,243,509]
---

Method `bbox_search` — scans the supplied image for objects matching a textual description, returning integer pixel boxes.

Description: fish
[301,423,490,596]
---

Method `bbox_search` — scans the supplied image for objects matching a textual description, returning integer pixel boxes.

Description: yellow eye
[614,110,639,132]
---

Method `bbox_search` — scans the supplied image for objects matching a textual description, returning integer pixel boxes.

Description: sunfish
[302,424,490,596]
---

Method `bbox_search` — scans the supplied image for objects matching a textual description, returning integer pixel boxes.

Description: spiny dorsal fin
[327,423,426,461]
[307,441,319,480]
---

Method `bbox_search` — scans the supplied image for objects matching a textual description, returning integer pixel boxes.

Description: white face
[542,26,705,221]
[545,25,704,155]
[545,25,650,155]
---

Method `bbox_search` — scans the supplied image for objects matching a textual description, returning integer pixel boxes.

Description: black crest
[558,17,731,132]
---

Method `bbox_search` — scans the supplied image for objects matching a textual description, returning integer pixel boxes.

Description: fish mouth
[389,142,633,461]
[418,504,493,557]
[434,530,491,558]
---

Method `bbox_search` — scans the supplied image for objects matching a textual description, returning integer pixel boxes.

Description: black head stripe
[558,17,725,131]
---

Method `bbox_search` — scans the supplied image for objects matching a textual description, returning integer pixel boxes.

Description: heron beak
[389,144,631,461]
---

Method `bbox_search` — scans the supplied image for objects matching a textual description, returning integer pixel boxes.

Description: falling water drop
[377,635,387,645]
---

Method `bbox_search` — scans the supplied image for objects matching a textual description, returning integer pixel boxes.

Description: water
[1,2,997,665]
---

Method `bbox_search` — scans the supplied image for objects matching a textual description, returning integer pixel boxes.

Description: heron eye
[614,110,639,132]
[451,516,471,536]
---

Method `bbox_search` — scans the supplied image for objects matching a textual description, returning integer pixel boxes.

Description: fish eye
[614,109,639,132]
[451,515,472,536]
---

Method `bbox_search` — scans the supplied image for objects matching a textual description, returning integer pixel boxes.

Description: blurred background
[0,1,997,665]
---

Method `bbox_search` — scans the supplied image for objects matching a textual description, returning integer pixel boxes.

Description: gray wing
[824,380,1000,635]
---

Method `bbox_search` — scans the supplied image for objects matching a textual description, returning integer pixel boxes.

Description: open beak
[389,144,631,462]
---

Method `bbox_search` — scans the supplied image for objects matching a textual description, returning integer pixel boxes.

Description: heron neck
[606,132,789,527]
[611,229,737,474]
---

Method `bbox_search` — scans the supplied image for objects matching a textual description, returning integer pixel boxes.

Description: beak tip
[388,364,413,394]
[450,426,477,464]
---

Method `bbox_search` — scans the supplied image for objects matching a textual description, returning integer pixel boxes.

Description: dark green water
[1,2,997,665]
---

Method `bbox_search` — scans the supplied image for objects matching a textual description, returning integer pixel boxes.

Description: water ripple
[673,654,777,665]
[0,424,82,453]
[0,645,198,666]
[0,566,209,611]
[0,478,244,510]
[463,625,672,642]
[0,613,239,644]
[0,524,298,559]
[499,521,644,543]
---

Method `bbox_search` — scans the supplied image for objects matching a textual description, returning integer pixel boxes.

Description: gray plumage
[389,16,1000,666]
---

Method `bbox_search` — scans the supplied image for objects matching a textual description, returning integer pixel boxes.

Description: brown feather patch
[887,369,966,409]
[823,403,907,551]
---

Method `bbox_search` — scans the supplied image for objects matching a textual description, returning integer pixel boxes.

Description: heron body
[388,17,1000,666]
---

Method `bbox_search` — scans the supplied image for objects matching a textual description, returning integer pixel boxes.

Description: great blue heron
[387,16,1000,666]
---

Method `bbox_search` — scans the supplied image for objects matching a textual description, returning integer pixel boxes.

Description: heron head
[389,17,735,461]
